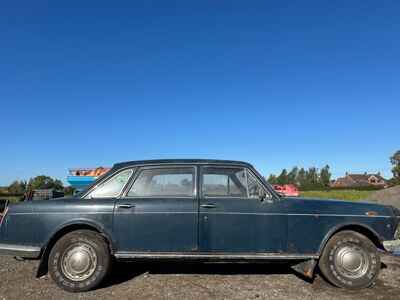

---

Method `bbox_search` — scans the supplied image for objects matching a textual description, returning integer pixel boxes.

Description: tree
[297,168,306,187]
[276,169,288,185]
[27,176,64,191]
[63,186,76,195]
[267,174,278,184]
[391,150,400,183]
[304,167,319,189]
[8,180,27,194]
[319,165,332,187]
[287,167,299,185]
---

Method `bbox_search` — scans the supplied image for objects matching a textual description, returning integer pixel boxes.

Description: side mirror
[259,190,274,203]
[259,190,267,202]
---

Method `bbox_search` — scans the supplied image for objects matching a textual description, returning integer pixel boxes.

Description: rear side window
[87,169,133,198]
[127,167,195,197]
[202,167,247,197]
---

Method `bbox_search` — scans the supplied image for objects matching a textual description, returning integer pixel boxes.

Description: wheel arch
[36,220,115,277]
[318,223,384,255]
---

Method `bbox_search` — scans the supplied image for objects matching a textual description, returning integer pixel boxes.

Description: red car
[273,184,299,197]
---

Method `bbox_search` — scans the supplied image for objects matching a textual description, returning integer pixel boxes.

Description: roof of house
[347,173,386,182]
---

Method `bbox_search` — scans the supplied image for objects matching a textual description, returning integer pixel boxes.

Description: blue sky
[1,1,399,185]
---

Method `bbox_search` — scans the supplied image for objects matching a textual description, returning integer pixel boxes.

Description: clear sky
[1,1,399,185]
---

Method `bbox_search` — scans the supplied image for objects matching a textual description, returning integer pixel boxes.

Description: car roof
[113,159,253,169]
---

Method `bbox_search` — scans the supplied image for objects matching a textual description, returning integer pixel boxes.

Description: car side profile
[0,159,399,292]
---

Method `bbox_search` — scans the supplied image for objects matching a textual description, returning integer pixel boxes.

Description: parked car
[273,184,300,197]
[0,159,399,292]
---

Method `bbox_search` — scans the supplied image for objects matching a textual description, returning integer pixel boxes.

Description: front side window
[127,167,195,197]
[202,167,247,197]
[247,171,262,198]
[247,170,272,200]
[88,169,133,198]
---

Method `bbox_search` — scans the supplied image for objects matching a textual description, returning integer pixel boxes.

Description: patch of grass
[300,190,373,201]
[0,196,21,203]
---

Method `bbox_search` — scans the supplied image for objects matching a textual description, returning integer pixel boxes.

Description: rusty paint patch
[366,211,378,216]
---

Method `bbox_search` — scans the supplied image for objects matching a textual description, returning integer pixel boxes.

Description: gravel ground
[0,255,399,300]
[367,185,400,209]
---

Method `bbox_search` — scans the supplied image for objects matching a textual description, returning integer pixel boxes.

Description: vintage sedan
[0,159,399,292]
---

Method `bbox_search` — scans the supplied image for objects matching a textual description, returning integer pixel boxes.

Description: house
[331,172,387,188]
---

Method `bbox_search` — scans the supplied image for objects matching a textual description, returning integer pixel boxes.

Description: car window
[127,167,195,197]
[247,171,272,199]
[202,167,247,197]
[87,169,133,198]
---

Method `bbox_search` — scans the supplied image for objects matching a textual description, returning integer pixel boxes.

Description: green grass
[300,190,373,201]
[0,196,21,203]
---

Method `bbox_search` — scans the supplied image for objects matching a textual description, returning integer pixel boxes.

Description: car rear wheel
[48,230,111,292]
[318,230,380,289]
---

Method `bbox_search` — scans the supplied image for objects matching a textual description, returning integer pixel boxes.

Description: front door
[199,166,287,253]
[113,165,198,252]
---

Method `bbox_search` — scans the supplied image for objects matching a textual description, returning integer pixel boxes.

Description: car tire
[48,230,111,292]
[318,230,380,289]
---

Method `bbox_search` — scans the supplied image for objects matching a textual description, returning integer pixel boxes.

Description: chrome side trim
[10,212,112,215]
[9,211,392,218]
[0,243,41,258]
[114,252,319,260]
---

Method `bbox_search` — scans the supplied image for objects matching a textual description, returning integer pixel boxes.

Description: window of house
[127,167,195,197]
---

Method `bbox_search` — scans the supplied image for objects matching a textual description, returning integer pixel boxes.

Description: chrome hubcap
[335,245,369,278]
[61,243,97,281]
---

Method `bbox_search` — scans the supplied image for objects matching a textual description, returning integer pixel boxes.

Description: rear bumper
[383,239,400,256]
[0,243,41,258]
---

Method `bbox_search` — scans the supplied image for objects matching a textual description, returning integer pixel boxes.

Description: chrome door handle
[118,204,135,209]
[200,203,217,209]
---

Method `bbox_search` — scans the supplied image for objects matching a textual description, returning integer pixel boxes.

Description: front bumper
[0,243,41,258]
[383,240,400,256]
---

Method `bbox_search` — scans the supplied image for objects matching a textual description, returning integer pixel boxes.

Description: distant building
[331,172,387,188]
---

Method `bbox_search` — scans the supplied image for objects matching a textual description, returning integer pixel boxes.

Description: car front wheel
[318,230,381,289]
[48,230,111,292]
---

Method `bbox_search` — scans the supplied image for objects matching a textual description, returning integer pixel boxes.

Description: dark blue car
[0,159,399,292]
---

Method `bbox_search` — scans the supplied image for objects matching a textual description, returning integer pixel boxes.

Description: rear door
[113,165,198,252]
[199,166,287,253]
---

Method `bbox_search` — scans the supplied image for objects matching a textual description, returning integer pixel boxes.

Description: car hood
[283,197,395,217]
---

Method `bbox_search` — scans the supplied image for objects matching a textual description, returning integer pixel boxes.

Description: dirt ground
[0,254,399,300]
[367,185,400,209]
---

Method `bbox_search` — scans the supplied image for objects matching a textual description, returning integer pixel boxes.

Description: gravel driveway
[0,255,399,299]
